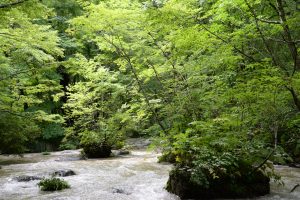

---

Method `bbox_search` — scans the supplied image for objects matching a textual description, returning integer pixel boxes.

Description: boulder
[14,175,42,182]
[112,187,131,195]
[288,163,300,168]
[166,167,270,199]
[83,143,112,158]
[112,150,130,156]
[52,169,76,177]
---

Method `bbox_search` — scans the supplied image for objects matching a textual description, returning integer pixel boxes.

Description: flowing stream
[0,149,299,200]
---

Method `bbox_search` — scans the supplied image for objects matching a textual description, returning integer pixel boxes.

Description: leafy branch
[0,0,28,9]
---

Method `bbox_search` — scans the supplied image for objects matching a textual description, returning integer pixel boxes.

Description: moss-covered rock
[82,142,112,158]
[166,167,270,199]
[80,131,114,158]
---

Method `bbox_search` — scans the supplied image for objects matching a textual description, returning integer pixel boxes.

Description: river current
[0,149,299,200]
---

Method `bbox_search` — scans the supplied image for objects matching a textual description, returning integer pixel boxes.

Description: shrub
[81,140,112,158]
[80,131,112,158]
[38,178,70,191]
[113,141,125,150]
[59,142,77,150]
[80,149,87,159]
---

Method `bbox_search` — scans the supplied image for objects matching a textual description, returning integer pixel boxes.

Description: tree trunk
[286,87,300,111]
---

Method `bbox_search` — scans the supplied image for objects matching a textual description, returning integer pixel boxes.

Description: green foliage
[80,132,112,158]
[62,54,129,150]
[42,123,65,141]
[0,0,64,153]
[38,178,70,191]
[64,0,299,172]
[0,113,40,153]
[59,142,77,150]
[1,0,300,193]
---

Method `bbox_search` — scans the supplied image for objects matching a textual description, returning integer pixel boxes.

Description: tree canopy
[0,0,299,194]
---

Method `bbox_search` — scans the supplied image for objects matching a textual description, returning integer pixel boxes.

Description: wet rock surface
[52,169,76,177]
[111,187,131,195]
[112,150,130,156]
[14,175,42,182]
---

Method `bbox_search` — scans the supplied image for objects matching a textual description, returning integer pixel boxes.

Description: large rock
[112,150,130,156]
[52,169,76,177]
[166,167,270,199]
[111,187,131,195]
[288,163,300,168]
[14,175,42,182]
[83,143,112,158]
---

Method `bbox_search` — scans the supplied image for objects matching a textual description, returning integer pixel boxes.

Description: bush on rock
[38,178,70,191]
[166,165,270,199]
[80,131,113,158]
[160,131,279,199]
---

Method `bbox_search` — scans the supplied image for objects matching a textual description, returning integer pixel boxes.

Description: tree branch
[276,0,300,74]
[257,18,281,24]
[148,32,197,120]
[291,184,300,193]
[200,24,257,62]
[0,0,28,9]
[100,33,168,134]
[285,86,300,112]
[244,0,280,68]
[267,37,300,44]
[250,149,275,175]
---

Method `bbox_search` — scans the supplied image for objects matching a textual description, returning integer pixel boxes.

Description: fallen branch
[290,184,299,193]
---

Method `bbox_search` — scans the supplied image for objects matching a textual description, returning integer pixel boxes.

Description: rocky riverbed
[0,140,299,200]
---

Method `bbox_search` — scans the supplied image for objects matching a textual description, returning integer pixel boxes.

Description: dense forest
[0,0,300,199]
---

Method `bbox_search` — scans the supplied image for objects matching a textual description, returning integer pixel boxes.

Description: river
[0,149,299,200]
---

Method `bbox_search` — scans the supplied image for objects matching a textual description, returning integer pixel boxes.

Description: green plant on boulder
[80,131,113,158]
[38,178,70,191]
[166,161,271,199]
[160,127,279,199]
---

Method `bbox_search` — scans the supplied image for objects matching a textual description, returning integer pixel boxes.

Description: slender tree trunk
[276,0,300,73]
[102,36,168,134]
[148,32,197,120]
[244,0,279,67]
[273,122,278,149]
[286,87,300,111]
